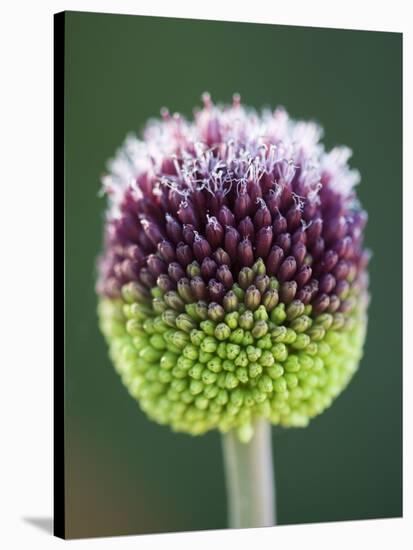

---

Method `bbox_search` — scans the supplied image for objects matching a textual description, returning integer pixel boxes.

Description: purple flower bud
[296,285,313,305]
[333,236,352,258]
[213,248,231,266]
[313,293,330,315]
[205,217,224,248]
[177,201,198,227]
[190,276,208,300]
[238,217,255,239]
[255,226,273,258]
[201,257,217,280]
[266,245,284,276]
[238,238,254,267]
[324,216,347,243]
[291,242,306,265]
[139,267,155,288]
[328,294,341,313]
[208,279,226,302]
[165,215,182,244]
[286,205,302,231]
[216,265,234,289]
[254,204,272,228]
[157,274,175,293]
[234,192,252,220]
[319,273,336,294]
[182,224,196,245]
[147,254,167,278]
[121,259,140,280]
[273,212,287,235]
[218,205,235,227]
[333,260,350,280]
[176,243,194,266]
[276,232,291,254]
[224,226,240,258]
[168,262,186,282]
[291,227,307,246]
[319,249,339,273]
[193,235,212,262]
[335,280,350,299]
[306,218,323,245]
[280,281,297,304]
[126,244,144,263]
[311,237,325,259]
[278,256,297,282]
[140,218,165,246]
[295,264,312,287]
[157,240,176,263]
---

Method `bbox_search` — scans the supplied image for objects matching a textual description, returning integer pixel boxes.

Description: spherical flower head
[96,94,369,442]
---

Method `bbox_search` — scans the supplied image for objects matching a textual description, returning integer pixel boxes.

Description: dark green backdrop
[63,11,402,539]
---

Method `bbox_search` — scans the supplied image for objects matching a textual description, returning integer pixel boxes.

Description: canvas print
[55,10,402,539]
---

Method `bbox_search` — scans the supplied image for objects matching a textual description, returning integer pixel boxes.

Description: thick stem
[221,418,276,529]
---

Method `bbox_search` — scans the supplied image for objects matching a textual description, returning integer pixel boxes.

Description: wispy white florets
[102,94,360,220]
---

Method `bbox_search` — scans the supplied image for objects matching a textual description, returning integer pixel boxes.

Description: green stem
[221,418,276,529]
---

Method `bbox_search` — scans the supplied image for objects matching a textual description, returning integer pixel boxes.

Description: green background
[63,11,402,539]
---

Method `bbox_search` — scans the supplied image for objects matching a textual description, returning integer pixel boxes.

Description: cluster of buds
[97,94,369,441]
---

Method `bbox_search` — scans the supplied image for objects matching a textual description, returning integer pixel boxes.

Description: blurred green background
[63,11,402,539]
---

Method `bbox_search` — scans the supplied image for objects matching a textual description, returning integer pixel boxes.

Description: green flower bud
[286,299,305,320]
[238,310,253,330]
[245,286,261,310]
[262,289,279,311]
[226,343,241,360]
[215,323,231,341]
[268,364,284,380]
[190,329,205,346]
[290,315,312,333]
[152,298,167,314]
[230,328,245,344]
[162,309,178,327]
[231,283,245,301]
[121,281,149,304]
[208,302,225,322]
[254,305,269,321]
[239,267,255,289]
[249,363,263,378]
[186,261,201,278]
[207,357,222,373]
[177,278,195,303]
[271,303,287,325]
[164,291,185,311]
[225,311,239,329]
[200,320,216,336]
[171,330,189,349]
[254,274,270,294]
[176,313,197,333]
[252,258,266,275]
[223,291,239,312]
[225,372,239,389]
[201,336,218,353]
[252,320,268,339]
[195,301,208,320]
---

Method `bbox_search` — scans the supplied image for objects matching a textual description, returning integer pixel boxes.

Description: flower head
[97,94,369,441]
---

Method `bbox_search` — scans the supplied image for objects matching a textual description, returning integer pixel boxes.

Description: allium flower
[97,94,369,443]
